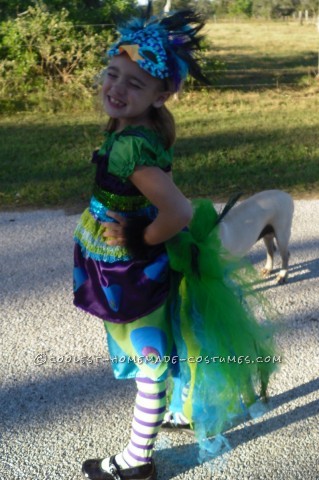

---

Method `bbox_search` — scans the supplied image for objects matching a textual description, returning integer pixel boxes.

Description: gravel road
[0,199,318,480]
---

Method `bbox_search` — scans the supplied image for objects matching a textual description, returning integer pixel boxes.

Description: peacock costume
[74,125,175,381]
[74,1,278,466]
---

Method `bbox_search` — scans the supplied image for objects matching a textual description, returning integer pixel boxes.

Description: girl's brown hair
[104,103,176,150]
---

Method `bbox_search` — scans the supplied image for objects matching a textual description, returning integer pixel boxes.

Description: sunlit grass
[1,21,319,209]
[205,21,319,87]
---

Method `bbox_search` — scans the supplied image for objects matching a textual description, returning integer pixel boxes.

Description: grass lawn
[1,21,319,210]
[206,20,319,88]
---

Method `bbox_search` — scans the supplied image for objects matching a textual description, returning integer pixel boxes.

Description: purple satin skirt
[73,243,171,324]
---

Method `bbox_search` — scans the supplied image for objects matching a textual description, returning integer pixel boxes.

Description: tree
[153,0,215,16]
[0,0,31,20]
[194,0,215,16]
[211,0,319,18]
[0,0,138,23]
[300,0,319,14]
[252,0,299,18]
[229,0,253,17]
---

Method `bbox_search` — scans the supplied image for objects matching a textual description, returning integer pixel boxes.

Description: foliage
[0,0,137,23]
[0,0,223,112]
[228,0,253,17]
[153,0,215,16]
[212,0,319,18]
[0,0,317,113]
[1,20,319,209]
[0,2,112,111]
[299,0,319,14]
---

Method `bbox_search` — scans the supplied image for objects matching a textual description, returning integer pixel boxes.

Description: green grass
[0,114,101,209]
[1,21,319,210]
[173,87,319,199]
[206,21,319,88]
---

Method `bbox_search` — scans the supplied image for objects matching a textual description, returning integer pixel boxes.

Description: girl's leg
[82,376,165,479]
[112,376,166,468]
[82,305,171,479]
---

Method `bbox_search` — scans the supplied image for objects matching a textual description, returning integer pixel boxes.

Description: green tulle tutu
[165,199,278,458]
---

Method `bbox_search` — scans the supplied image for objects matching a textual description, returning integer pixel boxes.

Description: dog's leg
[273,194,293,284]
[275,231,291,284]
[261,233,275,277]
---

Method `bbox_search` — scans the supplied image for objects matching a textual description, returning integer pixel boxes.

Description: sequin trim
[93,184,151,211]
[89,196,158,223]
[108,28,170,80]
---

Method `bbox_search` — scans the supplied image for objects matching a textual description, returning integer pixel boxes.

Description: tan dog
[219,190,294,283]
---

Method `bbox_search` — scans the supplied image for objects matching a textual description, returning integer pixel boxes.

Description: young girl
[74,4,277,480]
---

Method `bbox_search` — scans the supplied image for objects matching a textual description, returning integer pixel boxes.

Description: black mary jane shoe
[82,455,157,480]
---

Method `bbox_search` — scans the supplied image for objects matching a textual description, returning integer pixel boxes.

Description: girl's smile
[102,53,170,130]
[107,95,126,108]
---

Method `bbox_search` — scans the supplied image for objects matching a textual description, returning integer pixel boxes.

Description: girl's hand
[101,211,127,246]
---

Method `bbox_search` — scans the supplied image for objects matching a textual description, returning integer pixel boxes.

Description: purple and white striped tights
[102,376,166,470]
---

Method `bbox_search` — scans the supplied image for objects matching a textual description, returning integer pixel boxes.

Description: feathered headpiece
[108,0,208,91]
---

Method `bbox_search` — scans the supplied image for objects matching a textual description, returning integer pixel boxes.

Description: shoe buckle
[109,463,121,480]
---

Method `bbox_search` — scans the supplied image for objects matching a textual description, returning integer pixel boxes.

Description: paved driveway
[0,200,318,480]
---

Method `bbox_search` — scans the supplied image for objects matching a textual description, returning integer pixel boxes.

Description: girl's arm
[102,166,192,246]
[130,166,193,245]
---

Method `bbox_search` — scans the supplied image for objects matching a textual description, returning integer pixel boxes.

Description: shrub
[0,2,112,112]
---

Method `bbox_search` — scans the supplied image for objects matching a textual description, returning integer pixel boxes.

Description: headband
[107,1,208,92]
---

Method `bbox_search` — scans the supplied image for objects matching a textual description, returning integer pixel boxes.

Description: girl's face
[102,53,170,130]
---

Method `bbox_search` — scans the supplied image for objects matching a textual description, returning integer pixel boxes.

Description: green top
[99,125,173,182]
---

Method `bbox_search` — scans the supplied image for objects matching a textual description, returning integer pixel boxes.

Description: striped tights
[101,376,166,470]
[122,376,166,467]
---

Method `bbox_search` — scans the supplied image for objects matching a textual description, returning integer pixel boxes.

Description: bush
[229,0,253,17]
[0,2,112,112]
[0,1,223,112]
